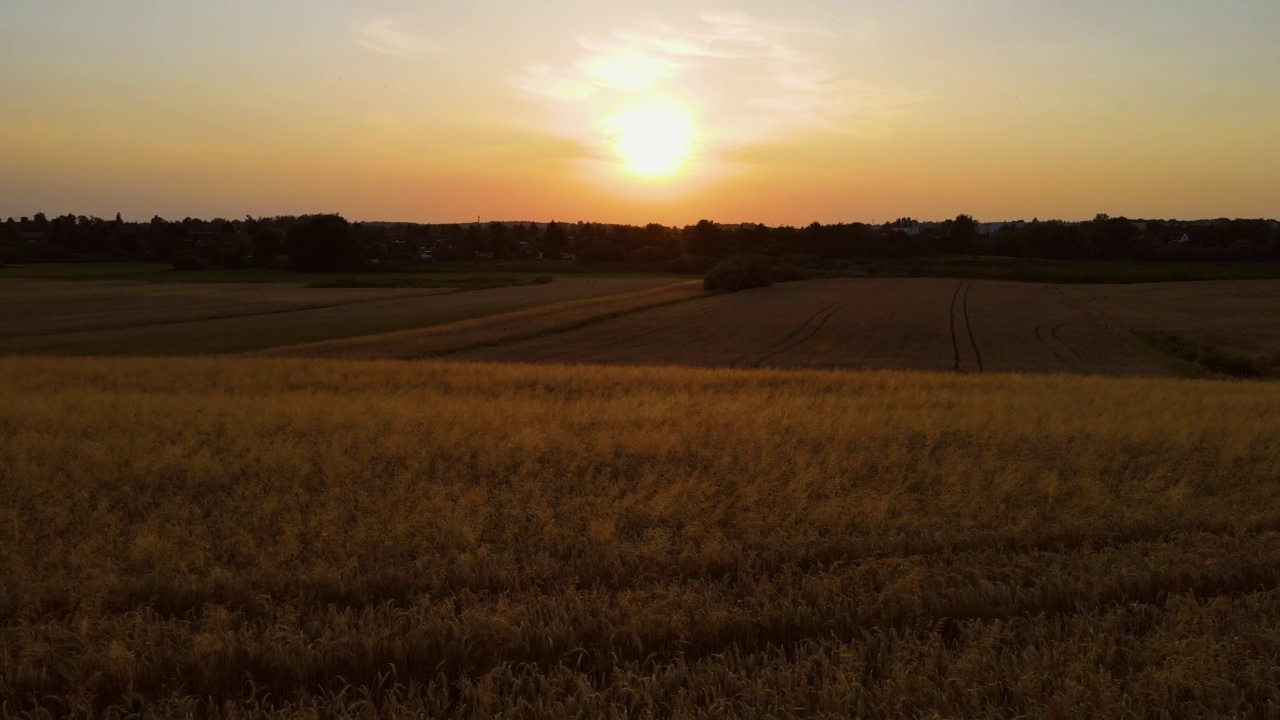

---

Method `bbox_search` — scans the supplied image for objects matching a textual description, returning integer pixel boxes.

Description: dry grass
[3,356,1280,717]
[253,280,705,360]
[0,277,681,356]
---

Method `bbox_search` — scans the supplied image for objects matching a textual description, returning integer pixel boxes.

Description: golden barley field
[3,356,1280,718]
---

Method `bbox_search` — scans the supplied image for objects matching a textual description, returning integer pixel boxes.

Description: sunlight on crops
[2,357,1279,717]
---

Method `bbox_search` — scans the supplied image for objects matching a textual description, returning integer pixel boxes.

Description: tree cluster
[3,212,1278,272]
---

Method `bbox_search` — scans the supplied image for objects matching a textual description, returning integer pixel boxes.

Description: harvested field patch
[0,277,681,355]
[3,357,1280,716]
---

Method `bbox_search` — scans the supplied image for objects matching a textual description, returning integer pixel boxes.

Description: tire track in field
[734,301,843,366]
[948,282,964,371]
[1048,284,1128,333]
[1030,284,1084,369]
[962,281,983,372]
[1045,284,1192,374]
[429,290,708,360]
[1049,321,1085,360]
[734,282,880,367]
[571,302,720,355]
[1033,323,1084,369]
[949,280,983,373]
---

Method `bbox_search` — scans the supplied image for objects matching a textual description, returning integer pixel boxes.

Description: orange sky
[2,1,1277,225]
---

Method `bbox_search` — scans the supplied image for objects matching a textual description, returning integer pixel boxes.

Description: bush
[171,252,209,271]
[704,254,774,292]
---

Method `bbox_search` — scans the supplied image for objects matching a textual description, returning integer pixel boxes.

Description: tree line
[3,212,1278,272]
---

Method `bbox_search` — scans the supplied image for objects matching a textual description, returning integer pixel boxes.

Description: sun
[602,99,697,179]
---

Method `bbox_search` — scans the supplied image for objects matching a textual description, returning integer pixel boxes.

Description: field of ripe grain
[3,356,1280,717]
[0,276,681,355]
[1059,280,1280,361]
[462,278,1280,377]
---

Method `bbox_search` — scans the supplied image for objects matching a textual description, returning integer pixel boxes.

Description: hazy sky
[2,1,1277,225]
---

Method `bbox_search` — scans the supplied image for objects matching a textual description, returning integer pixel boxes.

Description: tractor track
[948,282,964,371]
[734,282,881,368]
[962,281,984,372]
[949,280,983,373]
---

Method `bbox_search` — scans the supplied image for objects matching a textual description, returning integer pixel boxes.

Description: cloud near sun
[512,14,906,187]
[355,18,438,59]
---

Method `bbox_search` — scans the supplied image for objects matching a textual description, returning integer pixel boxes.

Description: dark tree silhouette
[948,214,977,253]
[285,214,359,271]
[252,227,284,264]
[543,221,567,257]
[688,219,723,257]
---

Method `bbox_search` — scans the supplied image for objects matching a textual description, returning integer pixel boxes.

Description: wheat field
[252,280,705,360]
[0,277,681,356]
[459,278,1280,377]
[3,356,1279,717]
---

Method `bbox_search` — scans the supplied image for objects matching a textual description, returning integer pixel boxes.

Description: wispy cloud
[515,12,915,146]
[355,18,435,59]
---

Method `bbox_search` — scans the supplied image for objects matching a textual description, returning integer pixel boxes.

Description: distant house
[1172,234,1192,245]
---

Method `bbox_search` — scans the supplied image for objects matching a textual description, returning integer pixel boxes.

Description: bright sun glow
[602,100,698,179]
